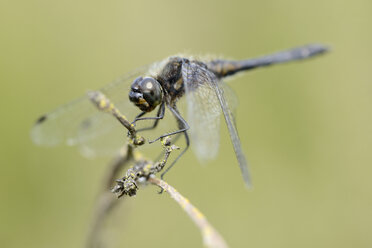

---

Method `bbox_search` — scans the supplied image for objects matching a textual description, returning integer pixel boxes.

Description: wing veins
[212,80,251,188]
[182,60,251,187]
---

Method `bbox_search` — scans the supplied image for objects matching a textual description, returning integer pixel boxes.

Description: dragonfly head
[129,76,163,112]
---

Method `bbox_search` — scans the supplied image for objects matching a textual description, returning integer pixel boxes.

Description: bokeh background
[1,0,372,247]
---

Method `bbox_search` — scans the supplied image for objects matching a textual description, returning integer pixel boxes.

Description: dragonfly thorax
[129,76,163,112]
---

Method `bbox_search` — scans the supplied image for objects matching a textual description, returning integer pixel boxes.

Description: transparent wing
[220,82,238,123]
[31,65,151,157]
[182,62,238,160]
[185,79,221,161]
[213,79,251,188]
[182,61,250,187]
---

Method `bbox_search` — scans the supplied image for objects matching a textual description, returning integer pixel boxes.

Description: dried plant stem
[85,145,134,248]
[148,177,229,248]
[86,93,229,248]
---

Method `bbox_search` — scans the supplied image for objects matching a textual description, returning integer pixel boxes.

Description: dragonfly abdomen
[208,44,328,78]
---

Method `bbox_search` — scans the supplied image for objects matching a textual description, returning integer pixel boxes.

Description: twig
[86,90,145,248]
[88,91,145,146]
[148,177,229,248]
[111,137,179,197]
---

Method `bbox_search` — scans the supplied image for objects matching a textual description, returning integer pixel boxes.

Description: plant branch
[86,91,229,248]
[148,177,228,248]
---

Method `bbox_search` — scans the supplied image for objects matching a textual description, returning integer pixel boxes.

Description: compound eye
[131,76,143,92]
[144,80,155,91]
[140,77,162,107]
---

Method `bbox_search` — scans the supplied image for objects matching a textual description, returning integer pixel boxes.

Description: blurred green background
[1,0,372,247]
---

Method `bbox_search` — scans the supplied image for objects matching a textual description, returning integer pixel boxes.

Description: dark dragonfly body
[130,44,328,110]
[31,44,328,188]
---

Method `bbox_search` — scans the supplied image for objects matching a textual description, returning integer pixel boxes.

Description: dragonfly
[31,44,328,187]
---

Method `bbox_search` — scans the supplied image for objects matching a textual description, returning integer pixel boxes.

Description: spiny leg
[157,132,189,194]
[160,131,189,180]
[148,104,189,144]
[132,111,146,124]
[136,102,165,133]
[157,105,190,184]
[154,133,182,162]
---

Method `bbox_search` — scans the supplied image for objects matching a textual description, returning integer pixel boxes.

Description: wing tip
[242,172,253,190]
[243,179,253,190]
[238,156,253,190]
[35,114,48,125]
[30,115,61,147]
[307,43,330,55]
[30,126,42,145]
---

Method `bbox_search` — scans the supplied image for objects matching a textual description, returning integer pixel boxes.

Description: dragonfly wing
[73,103,129,158]
[31,66,149,157]
[213,80,251,188]
[220,82,238,124]
[182,60,251,187]
[183,76,221,161]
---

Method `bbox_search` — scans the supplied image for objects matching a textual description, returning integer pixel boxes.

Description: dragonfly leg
[148,104,189,143]
[154,104,190,185]
[153,133,182,163]
[160,131,189,181]
[135,103,165,132]
[131,111,147,124]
